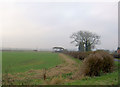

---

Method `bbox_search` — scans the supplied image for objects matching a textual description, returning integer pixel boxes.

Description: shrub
[81,51,114,77]
[64,51,92,60]
[81,53,103,76]
[77,51,92,60]
[98,51,114,73]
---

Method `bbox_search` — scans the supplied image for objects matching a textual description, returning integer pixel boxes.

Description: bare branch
[70,30,100,51]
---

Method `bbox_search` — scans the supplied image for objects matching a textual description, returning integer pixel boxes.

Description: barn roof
[53,47,64,49]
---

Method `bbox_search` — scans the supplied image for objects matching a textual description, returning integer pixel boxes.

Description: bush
[77,52,92,60]
[98,51,114,73]
[70,52,79,58]
[81,51,114,77]
[64,51,92,60]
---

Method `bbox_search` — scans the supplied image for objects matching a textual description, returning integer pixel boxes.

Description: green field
[2,51,119,85]
[2,51,63,73]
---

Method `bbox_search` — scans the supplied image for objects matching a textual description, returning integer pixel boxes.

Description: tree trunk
[78,45,80,51]
[85,41,91,52]
[85,40,88,51]
[78,43,84,52]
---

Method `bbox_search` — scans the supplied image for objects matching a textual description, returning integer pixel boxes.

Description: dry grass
[43,75,67,85]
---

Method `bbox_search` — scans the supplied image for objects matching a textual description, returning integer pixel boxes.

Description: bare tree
[70,31,100,51]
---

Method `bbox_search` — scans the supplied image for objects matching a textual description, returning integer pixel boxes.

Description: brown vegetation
[64,51,92,60]
[80,51,114,77]
[43,75,67,85]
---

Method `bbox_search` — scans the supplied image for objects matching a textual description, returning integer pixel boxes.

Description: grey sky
[1,2,118,51]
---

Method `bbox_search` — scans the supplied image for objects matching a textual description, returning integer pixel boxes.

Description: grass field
[2,51,63,73]
[2,51,119,85]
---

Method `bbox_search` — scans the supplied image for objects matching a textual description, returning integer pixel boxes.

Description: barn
[53,47,64,52]
[117,47,120,54]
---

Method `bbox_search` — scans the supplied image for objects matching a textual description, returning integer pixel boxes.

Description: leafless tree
[70,31,100,51]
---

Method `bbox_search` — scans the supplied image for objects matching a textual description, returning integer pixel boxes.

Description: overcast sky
[1,1,118,51]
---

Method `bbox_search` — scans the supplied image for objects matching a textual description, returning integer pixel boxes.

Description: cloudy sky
[1,1,118,51]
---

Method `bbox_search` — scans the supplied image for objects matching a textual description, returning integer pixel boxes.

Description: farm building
[117,47,120,54]
[53,47,64,52]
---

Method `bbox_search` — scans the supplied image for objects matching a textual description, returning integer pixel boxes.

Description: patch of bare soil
[2,53,81,85]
